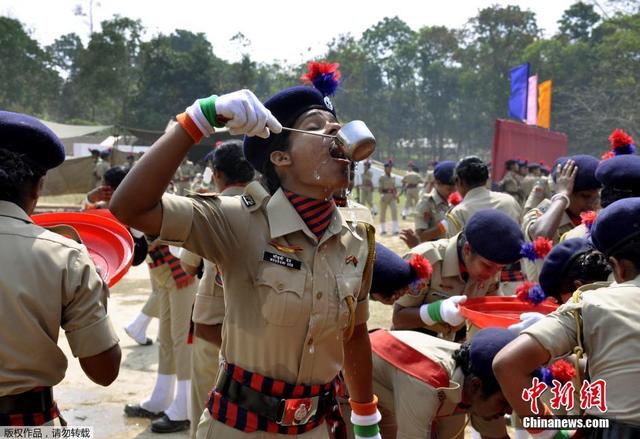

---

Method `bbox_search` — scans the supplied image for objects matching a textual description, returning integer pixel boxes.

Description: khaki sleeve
[414,199,432,230]
[502,178,518,193]
[521,209,541,242]
[179,249,202,268]
[354,224,373,325]
[192,264,225,325]
[62,248,119,358]
[159,193,239,265]
[522,302,581,359]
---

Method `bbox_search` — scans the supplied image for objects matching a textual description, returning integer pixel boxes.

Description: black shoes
[124,404,163,419]
[151,414,190,433]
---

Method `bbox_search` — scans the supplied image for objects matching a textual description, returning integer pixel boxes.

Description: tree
[0,17,61,117]
[131,29,222,129]
[65,16,142,124]
[558,2,601,41]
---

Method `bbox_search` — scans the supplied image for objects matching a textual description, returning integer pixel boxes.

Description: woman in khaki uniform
[494,198,640,438]
[392,209,524,340]
[400,164,423,219]
[362,328,514,439]
[379,161,398,235]
[111,72,380,438]
[521,156,600,282]
[359,161,375,212]
[0,111,121,426]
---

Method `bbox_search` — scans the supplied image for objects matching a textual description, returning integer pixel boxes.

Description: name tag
[263,251,302,270]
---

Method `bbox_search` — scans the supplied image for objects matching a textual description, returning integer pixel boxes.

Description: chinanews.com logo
[521,377,610,430]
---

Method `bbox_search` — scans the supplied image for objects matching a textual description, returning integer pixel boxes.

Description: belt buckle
[277,396,319,426]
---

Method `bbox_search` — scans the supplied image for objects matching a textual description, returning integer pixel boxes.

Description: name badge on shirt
[263,251,302,270]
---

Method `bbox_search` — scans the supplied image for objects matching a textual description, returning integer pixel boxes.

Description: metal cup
[334,120,376,162]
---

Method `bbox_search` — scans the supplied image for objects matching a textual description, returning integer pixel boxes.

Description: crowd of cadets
[2,69,640,439]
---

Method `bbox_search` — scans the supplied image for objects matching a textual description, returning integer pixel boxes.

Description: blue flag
[508,63,530,121]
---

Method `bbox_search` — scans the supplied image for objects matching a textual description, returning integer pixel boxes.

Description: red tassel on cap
[448,191,462,206]
[409,254,433,280]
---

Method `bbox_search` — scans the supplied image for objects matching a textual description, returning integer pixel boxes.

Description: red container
[459,296,559,329]
[32,212,134,287]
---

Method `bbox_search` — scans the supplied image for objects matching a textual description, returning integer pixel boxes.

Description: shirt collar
[220,185,245,197]
[431,188,446,205]
[612,274,640,288]
[265,188,352,242]
[0,200,33,224]
[442,233,463,278]
[465,186,488,199]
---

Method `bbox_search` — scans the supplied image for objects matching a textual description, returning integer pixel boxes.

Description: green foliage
[1,4,638,165]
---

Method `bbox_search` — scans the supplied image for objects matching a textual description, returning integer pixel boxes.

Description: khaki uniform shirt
[443,186,522,237]
[414,189,448,230]
[157,181,373,385]
[374,331,507,438]
[560,223,589,242]
[521,199,576,281]
[182,186,246,326]
[396,235,499,334]
[378,175,396,196]
[361,170,373,189]
[524,277,640,425]
[0,201,118,396]
[402,172,422,187]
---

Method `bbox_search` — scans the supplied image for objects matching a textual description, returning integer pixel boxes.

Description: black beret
[553,155,601,192]
[517,159,528,167]
[0,110,65,171]
[371,242,431,299]
[243,85,336,172]
[539,238,593,299]
[464,209,524,264]
[595,155,640,190]
[528,163,541,170]
[591,197,640,256]
[470,328,516,386]
[505,159,517,167]
[434,160,455,185]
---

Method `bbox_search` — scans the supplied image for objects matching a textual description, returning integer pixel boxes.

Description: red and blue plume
[580,210,597,231]
[515,281,546,305]
[536,359,576,386]
[602,128,636,160]
[301,61,341,97]
[520,237,554,261]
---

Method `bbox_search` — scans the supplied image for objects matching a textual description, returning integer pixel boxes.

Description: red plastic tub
[32,212,134,287]
[459,296,559,329]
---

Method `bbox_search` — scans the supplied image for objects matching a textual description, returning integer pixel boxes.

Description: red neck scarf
[284,190,335,239]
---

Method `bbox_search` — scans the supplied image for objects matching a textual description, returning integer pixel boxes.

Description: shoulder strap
[370,329,450,388]
[570,288,585,385]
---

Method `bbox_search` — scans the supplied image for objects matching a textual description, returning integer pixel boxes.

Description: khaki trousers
[190,336,221,439]
[379,194,397,224]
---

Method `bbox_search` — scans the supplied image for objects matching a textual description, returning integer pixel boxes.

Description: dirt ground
[52,205,490,438]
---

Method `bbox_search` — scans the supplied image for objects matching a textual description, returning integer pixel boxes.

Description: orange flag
[537,80,552,129]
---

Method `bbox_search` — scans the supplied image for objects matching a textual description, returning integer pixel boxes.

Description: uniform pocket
[255,261,306,327]
[335,274,362,329]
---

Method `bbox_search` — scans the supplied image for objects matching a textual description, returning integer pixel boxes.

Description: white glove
[420,295,467,327]
[508,312,545,334]
[440,295,467,326]
[215,89,282,139]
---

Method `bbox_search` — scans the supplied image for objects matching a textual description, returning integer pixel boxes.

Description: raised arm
[528,161,576,240]
[110,90,281,235]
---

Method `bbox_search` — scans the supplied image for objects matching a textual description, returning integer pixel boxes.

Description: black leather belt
[215,372,335,426]
[0,387,54,414]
